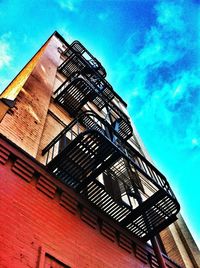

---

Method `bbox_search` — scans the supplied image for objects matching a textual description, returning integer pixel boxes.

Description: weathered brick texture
[0,36,61,158]
[0,144,150,268]
[160,228,186,268]
[0,138,183,268]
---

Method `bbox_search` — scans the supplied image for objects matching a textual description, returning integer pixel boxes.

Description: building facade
[0,32,199,268]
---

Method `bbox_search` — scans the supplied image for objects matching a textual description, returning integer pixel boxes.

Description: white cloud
[0,77,10,94]
[0,33,12,69]
[192,138,199,146]
[57,26,75,43]
[56,0,81,12]
[155,1,185,31]
[126,2,189,73]
[98,11,110,21]
[171,70,200,101]
[114,0,200,155]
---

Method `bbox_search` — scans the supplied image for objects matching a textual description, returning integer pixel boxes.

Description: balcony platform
[62,40,106,78]
[43,113,180,241]
[54,77,132,140]
[47,130,120,189]
[55,78,94,117]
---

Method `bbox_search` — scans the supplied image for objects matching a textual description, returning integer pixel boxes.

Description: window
[44,254,70,268]
[103,171,121,202]
[38,247,71,268]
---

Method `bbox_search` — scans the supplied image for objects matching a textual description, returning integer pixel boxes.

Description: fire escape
[42,41,180,242]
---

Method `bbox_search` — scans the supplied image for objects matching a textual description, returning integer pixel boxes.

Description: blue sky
[0,0,199,247]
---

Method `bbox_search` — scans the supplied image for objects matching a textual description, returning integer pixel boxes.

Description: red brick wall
[0,140,154,268]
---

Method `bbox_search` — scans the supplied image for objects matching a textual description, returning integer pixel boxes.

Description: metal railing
[58,44,127,109]
[42,111,180,240]
[63,40,107,78]
[42,111,176,199]
[54,74,133,140]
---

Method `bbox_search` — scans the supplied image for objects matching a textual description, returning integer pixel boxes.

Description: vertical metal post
[125,159,167,267]
[151,236,167,268]
[105,103,167,267]
[105,106,114,140]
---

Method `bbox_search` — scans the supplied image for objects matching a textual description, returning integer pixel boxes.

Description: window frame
[38,246,72,268]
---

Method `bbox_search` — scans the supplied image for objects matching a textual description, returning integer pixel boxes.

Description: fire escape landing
[43,111,180,241]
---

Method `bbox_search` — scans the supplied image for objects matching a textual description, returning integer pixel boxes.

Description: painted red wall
[0,137,181,268]
[0,139,151,268]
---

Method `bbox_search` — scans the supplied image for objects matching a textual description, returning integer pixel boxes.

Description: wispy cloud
[155,1,184,31]
[115,0,200,153]
[191,138,199,147]
[57,26,75,43]
[0,33,12,70]
[98,11,110,22]
[114,1,200,245]
[0,76,10,94]
[56,0,81,12]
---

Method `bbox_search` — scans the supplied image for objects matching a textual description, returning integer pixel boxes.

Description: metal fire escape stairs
[43,41,180,241]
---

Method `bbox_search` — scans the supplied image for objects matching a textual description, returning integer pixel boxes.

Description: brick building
[0,31,199,268]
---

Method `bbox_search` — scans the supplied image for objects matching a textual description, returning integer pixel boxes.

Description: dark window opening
[45,253,71,268]
[103,171,122,202]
